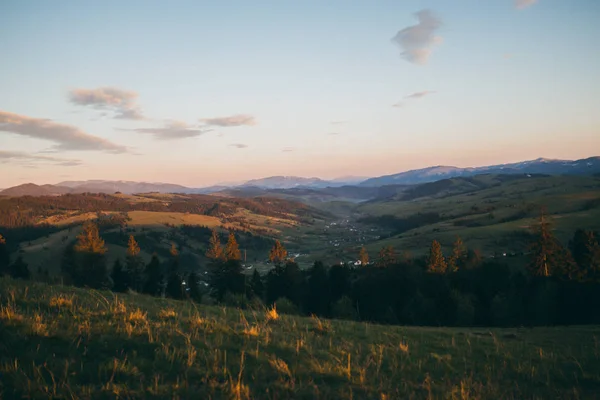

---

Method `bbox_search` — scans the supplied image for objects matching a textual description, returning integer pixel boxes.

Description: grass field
[1,278,599,399]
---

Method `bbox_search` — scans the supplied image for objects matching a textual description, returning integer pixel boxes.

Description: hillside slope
[1,278,599,398]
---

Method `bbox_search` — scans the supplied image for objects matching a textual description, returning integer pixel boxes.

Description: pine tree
[165,243,182,299]
[250,269,264,300]
[9,256,30,280]
[426,240,447,273]
[187,271,203,303]
[0,233,10,276]
[143,253,163,296]
[224,231,242,261]
[111,259,129,293]
[269,240,287,266]
[206,229,224,261]
[73,221,109,288]
[569,229,600,281]
[447,237,466,273]
[527,212,569,277]
[377,246,396,267]
[126,235,144,291]
[358,246,369,266]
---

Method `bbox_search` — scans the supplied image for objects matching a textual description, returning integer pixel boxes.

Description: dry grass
[1,278,600,399]
[265,305,279,323]
[49,294,74,309]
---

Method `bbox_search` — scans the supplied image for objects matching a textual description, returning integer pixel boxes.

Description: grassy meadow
[1,278,599,399]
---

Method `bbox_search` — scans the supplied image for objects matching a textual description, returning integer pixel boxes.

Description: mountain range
[1,156,598,197]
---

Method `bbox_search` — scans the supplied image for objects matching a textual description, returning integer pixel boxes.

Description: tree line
[1,213,599,327]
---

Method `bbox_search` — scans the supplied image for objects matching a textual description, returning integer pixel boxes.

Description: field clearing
[1,278,599,398]
[125,211,222,227]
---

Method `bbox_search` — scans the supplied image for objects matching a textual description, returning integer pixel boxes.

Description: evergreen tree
[250,269,264,300]
[187,271,203,303]
[143,253,163,296]
[269,240,287,266]
[224,231,242,261]
[126,235,144,291]
[377,246,396,267]
[447,237,466,273]
[165,243,182,299]
[306,261,330,315]
[9,256,30,280]
[206,229,224,261]
[569,229,600,281]
[358,246,369,266]
[73,221,109,288]
[111,259,129,292]
[527,212,570,277]
[60,244,77,285]
[426,240,447,273]
[0,234,10,276]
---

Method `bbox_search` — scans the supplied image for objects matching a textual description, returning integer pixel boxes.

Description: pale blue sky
[1,0,599,187]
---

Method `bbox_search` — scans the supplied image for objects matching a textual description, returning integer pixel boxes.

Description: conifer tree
[143,253,163,296]
[528,211,571,277]
[359,246,369,266]
[224,231,242,261]
[447,237,466,273]
[187,271,203,303]
[165,243,182,299]
[426,240,447,273]
[73,221,109,288]
[269,240,287,266]
[206,229,224,261]
[0,234,10,276]
[111,259,129,293]
[126,235,144,291]
[250,269,264,300]
[9,256,30,280]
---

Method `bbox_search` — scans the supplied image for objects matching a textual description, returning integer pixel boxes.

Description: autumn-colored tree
[71,221,109,288]
[447,237,466,273]
[377,246,396,267]
[75,221,107,254]
[358,246,369,266]
[528,211,572,277]
[206,229,224,261]
[269,240,288,265]
[426,240,447,273]
[225,232,241,261]
[126,235,144,291]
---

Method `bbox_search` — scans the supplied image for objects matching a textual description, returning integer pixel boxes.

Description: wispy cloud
[391,10,443,65]
[393,90,436,108]
[199,114,257,127]
[282,147,295,153]
[515,0,538,9]
[0,150,82,166]
[229,143,248,149]
[0,110,128,153]
[68,87,145,120]
[405,91,436,99]
[126,120,211,140]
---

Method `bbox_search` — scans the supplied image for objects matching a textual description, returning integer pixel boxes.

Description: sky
[1,0,599,188]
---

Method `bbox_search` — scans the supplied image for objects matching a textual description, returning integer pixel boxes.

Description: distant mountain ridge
[1,156,598,197]
[360,157,600,186]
